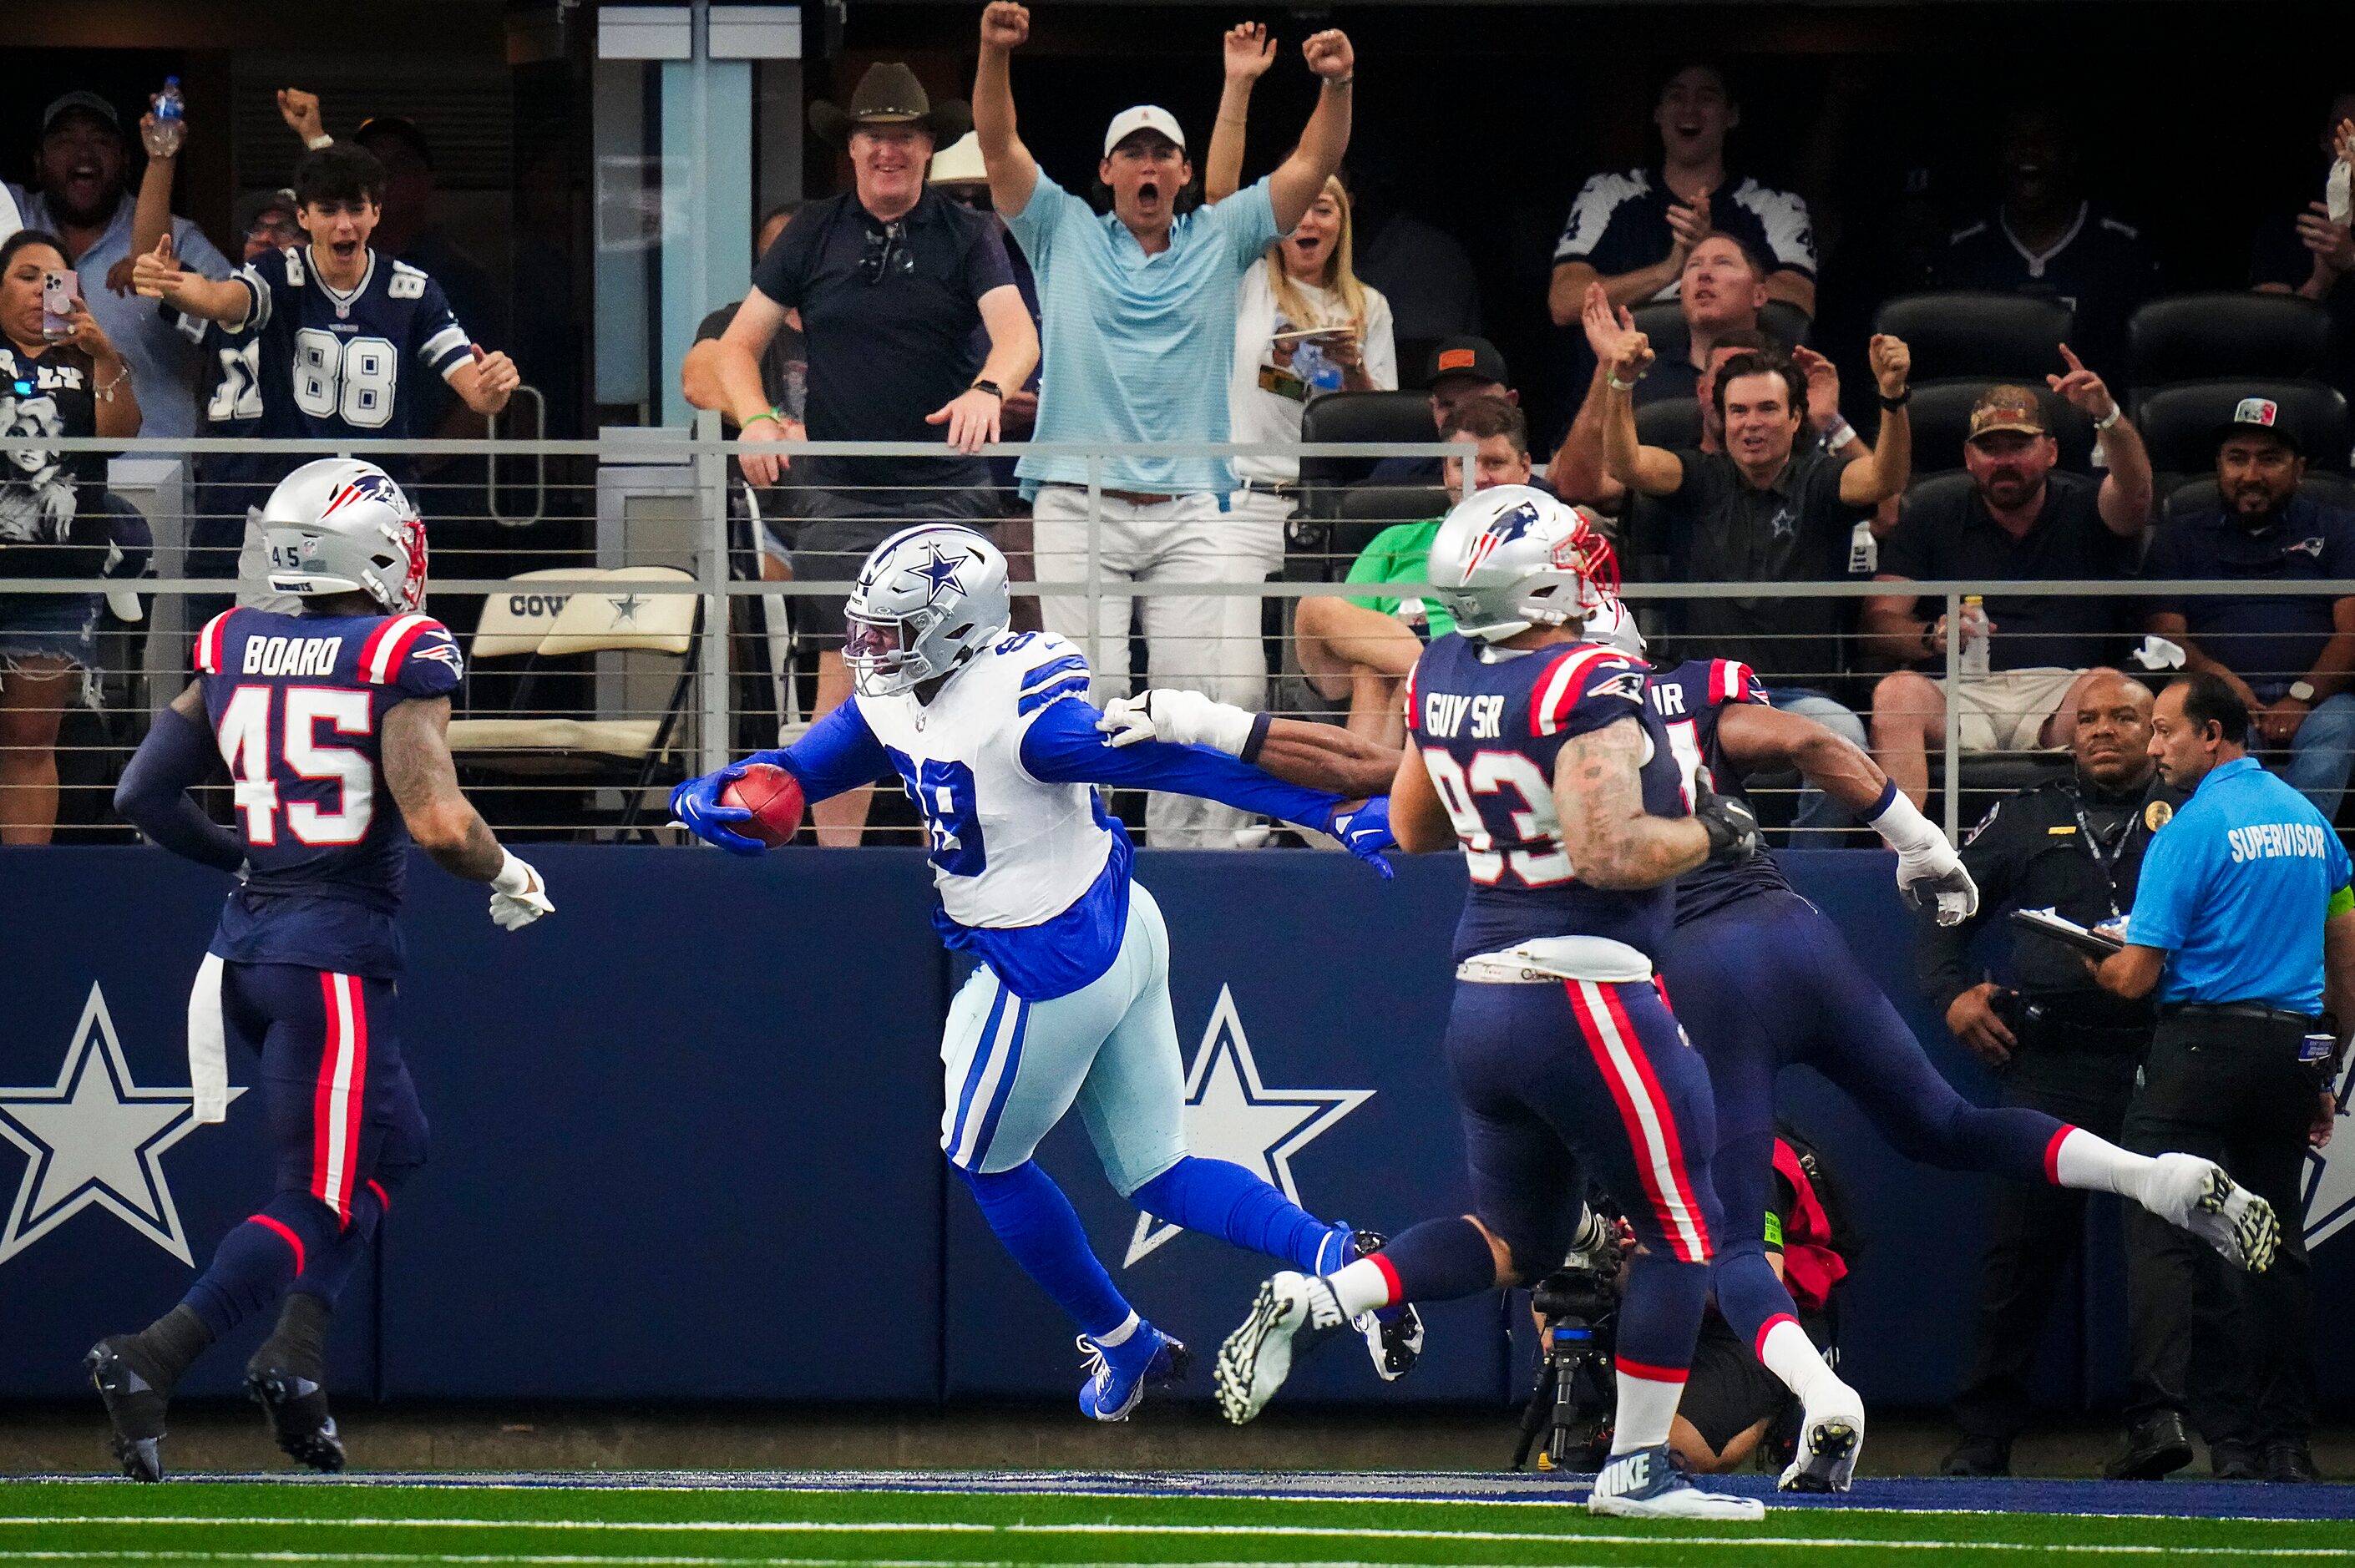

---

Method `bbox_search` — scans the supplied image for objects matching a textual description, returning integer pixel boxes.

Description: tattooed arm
[1551,714,1710,889]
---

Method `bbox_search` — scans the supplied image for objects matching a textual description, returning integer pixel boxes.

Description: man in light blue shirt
[2094,672,2354,1483]
[971,2,1356,842]
[8,93,233,443]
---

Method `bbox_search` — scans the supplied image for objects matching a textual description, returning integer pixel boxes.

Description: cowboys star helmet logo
[909,543,968,604]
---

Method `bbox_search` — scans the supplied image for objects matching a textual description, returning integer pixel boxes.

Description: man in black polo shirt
[2144,399,2355,820]
[1599,329,1912,830]
[1932,104,2160,372]
[1862,365,2155,807]
[701,63,1039,844]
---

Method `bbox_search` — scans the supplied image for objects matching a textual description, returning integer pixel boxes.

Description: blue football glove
[1327,796,1396,880]
[668,763,767,857]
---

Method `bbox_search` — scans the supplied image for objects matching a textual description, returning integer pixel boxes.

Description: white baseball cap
[1102,105,1186,158]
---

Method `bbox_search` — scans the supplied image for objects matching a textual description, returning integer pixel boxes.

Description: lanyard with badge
[2064,781,2165,922]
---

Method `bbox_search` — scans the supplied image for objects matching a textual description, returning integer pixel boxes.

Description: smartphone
[40,270,78,342]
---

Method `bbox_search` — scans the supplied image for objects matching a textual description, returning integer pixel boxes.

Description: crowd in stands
[0,9,2352,852]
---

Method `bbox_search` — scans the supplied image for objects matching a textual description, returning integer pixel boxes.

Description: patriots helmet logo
[1463,501,1546,576]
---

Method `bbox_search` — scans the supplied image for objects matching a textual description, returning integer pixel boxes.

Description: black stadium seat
[1905,378,2098,474]
[1636,397,1704,452]
[2130,380,2352,474]
[1871,291,2072,382]
[2127,292,2333,387]
[1297,390,1436,509]
[1628,300,1814,368]
[1329,484,1451,566]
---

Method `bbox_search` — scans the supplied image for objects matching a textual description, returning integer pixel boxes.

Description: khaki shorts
[1943,666,2086,753]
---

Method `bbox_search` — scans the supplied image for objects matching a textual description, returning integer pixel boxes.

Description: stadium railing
[3,427,2347,847]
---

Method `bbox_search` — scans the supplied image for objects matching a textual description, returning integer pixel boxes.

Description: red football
[721,762,805,847]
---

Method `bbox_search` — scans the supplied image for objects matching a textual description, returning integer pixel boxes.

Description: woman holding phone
[0,229,139,842]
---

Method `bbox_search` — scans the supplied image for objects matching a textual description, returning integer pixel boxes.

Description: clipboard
[2009,908,2125,958]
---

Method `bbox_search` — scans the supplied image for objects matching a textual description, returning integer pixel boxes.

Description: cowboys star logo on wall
[0,983,243,1266]
[1124,985,1372,1267]
[2302,1058,2355,1251]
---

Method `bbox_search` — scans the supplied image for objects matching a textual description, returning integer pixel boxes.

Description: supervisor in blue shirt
[2093,671,2352,1481]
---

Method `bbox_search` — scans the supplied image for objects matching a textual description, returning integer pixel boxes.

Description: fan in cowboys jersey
[671,524,1418,1423]
[1120,595,2282,1495]
[134,144,518,492]
[90,459,551,1483]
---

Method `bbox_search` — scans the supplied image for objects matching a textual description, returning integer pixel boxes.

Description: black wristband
[1878,388,1912,410]
[970,379,1005,400]
[1240,710,1274,766]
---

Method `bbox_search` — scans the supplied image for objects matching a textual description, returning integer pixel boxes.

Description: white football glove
[1871,787,1979,926]
[489,850,554,931]
[1095,687,1255,755]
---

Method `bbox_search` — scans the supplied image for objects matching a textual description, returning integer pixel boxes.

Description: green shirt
[1344,518,1453,636]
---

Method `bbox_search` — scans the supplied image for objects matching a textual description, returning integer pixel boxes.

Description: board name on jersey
[241,635,345,677]
[1423,691,1506,741]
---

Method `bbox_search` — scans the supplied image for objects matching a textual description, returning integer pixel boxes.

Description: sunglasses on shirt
[858,221,917,284]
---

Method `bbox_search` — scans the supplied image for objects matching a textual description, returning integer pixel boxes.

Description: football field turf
[3,1472,2354,1567]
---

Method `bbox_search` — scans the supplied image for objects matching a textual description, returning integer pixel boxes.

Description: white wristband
[1868,786,1947,857]
[490,848,532,896]
[306,134,335,150]
[1826,418,1858,451]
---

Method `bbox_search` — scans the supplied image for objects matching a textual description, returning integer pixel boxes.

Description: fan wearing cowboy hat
[693,59,1038,846]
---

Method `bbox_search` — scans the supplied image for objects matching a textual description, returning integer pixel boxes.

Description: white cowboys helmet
[1588,595,1648,661]
[1426,485,1619,644]
[260,458,428,615]
[843,524,1011,698]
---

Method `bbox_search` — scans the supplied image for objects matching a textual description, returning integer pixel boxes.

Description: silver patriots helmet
[843,524,1011,697]
[1426,486,1618,643]
[260,458,428,614]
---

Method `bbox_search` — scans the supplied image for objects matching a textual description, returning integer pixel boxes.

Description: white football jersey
[856,631,1114,929]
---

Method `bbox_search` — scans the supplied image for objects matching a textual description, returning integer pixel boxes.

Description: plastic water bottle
[1294,340,1344,398]
[1957,594,1991,676]
[149,77,186,158]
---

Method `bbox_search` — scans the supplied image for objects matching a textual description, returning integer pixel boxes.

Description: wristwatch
[2291,680,2318,704]
[970,379,1005,400]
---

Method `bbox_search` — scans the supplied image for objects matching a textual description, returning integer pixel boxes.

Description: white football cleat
[2147,1152,2280,1272]
[1589,1444,1765,1520]
[1779,1377,1866,1493]
[1214,1271,1341,1424]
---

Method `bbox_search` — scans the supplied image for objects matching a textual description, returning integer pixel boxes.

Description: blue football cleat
[1076,1323,1191,1422]
[1589,1444,1765,1520]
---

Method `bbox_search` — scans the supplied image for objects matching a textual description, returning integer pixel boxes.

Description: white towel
[186,953,229,1124]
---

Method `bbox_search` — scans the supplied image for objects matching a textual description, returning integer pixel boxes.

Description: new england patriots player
[670,524,1414,1421]
[1590,609,2280,1490]
[134,144,519,492]
[91,460,553,1481]
[1206,488,1770,1521]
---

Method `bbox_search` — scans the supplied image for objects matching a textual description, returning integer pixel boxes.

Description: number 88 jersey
[231,245,474,489]
[192,606,464,978]
[1407,633,1688,967]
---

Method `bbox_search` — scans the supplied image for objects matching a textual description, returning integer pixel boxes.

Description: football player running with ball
[1203,487,1769,1520]
[671,524,1415,1421]
[91,460,552,1480]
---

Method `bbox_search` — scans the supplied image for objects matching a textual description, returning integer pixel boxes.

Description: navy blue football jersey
[1648,655,1796,924]
[1409,634,1687,964]
[232,245,473,486]
[192,605,464,978]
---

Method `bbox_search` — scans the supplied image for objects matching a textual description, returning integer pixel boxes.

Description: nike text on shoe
[1216,1271,1345,1424]
[1589,1444,1766,1520]
[1780,1396,1865,1493]
[1076,1326,1190,1423]
[246,1363,346,1473]
[1345,1229,1424,1382]
[85,1338,170,1484]
[2152,1153,2280,1272]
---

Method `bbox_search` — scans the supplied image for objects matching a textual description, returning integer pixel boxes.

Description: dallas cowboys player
[91,459,552,1481]
[670,524,1414,1420]
[133,144,519,492]
[1206,488,1769,1521]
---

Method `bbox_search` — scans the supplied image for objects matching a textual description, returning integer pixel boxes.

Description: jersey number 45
[217,685,375,846]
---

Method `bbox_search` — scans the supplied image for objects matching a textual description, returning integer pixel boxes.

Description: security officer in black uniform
[1918,671,2182,1477]
[2094,673,2348,1485]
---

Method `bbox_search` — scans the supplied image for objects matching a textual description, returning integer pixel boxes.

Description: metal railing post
[1085,452,1103,678]
[1942,589,1962,839]
[696,408,731,783]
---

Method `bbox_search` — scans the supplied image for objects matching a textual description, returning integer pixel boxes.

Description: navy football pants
[1449,974,1723,1377]
[179,963,429,1336]
[1663,889,2061,1362]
